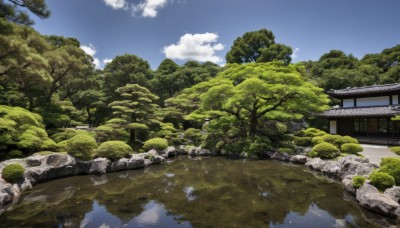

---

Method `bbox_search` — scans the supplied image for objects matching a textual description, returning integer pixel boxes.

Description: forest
[1,0,400,161]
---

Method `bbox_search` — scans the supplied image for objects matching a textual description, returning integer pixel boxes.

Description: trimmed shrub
[7,150,24,159]
[184,128,203,146]
[341,143,363,154]
[2,163,25,182]
[278,148,295,154]
[66,135,98,161]
[309,142,339,159]
[56,140,68,152]
[340,136,358,144]
[294,137,312,147]
[96,141,134,161]
[379,158,400,185]
[311,136,324,145]
[390,146,400,155]
[143,137,168,151]
[352,176,366,188]
[320,134,342,146]
[369,171,395,190]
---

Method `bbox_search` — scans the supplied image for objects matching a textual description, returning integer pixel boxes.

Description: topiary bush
[143,137,168,151]
[341,143,363,154]
[96,141,134,161]
[320,134,342,146]
[66,134,98,161]
[311,136,324,145]
[309,142,339,159]
[340,136,358,144]
[352,175,366,188]
[369,171,395,190]
[379,157,400,185]
[294,137,312,147]
[390,146,400,155]
[1,163,25,182]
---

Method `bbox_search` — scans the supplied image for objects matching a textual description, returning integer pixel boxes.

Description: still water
[0,157,397,227]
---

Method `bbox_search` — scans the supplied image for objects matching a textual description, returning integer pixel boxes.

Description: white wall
[329,121,337,134]
[343,99,354,108]
[393,95,399,105]
[356,96,390,107]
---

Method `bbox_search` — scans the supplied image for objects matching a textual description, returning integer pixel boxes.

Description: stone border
[0,146,399,221]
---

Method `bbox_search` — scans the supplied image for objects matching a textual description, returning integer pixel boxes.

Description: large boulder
[127,156,145,169]
[289,155,308,164]
[342,175,357,195]
[384,186,400,203]
[271,152,291,162]
[356,183,399,218]
[176,145,189,155]
[305,158,327,171]
[320,161,340,179]
[109,158,129,172]
[161,146,177,158]
[338,156,377,180]
[189,147,214,156]
[89,158,110,174]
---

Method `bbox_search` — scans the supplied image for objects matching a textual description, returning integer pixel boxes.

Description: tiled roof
[320,106,400,118]
[327,83,400,97]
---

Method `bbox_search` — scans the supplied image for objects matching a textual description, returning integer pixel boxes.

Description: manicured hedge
[341,143,363,154]
[294,137,312,147]
[143,137,168,151]
[309,142,339,159]
[379,158,400,185]
[369,171,395,190]
[352,176,366,188]
[66,134,98,161]
[96,141,134,161]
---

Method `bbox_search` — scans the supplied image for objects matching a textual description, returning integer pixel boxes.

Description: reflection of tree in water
[0,157,393,227]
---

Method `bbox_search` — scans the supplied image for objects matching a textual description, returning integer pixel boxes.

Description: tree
[225,29,292,64]
[109,84,159,146]
[0,0,50,25]
[183,62,329,154]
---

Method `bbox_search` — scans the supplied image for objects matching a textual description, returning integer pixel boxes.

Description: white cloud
[80,44,103,69]
[162,33,225,64]
[291,47,300,59]
[103,58,113,65]
[103,0,127,9]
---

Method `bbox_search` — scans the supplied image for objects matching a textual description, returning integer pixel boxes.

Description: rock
[150,155,165,164]
[384,186,400,203]
[109,158,128,172]
[0,192,11,208]
[305,158,327,171]
[188,147,213,156]
[16,177,32,192]
[89,158,110,174]
[271,152,291,161]
[26,155,44,167]
[127,156,145,169]
[289,155,308,164]
[144,159,152,166]
[357,183,399,218]
[342,175,357,195]
[320,161,340,179]
[147,149,159,156]
[46,154,76,167]
[338,156,377,180]
[162,146,177,158]
[176,145,189,155]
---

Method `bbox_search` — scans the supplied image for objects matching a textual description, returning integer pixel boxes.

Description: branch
[256,92,299,118]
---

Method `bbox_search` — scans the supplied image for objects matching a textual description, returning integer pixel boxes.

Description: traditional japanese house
[321,83,400,145]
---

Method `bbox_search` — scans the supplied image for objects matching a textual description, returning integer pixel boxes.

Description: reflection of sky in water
[270,204,355,228]
[183,186,197,202]
[81,201,191,228]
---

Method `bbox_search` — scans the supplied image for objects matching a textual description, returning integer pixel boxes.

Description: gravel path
[359,144,400,166]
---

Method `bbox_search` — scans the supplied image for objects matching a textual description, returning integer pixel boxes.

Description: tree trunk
[86,106,92,127]
[249,110,258,136]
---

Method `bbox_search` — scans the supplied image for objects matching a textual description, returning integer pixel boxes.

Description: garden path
[359,144,400,166]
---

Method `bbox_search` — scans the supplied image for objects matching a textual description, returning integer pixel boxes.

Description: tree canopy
[0,0,50,25]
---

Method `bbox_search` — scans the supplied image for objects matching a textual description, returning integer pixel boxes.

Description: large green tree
[0,0,50,25]
[109,84,159,146]
[225,29,293,64]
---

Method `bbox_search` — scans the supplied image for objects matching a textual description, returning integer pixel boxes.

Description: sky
[31,0,400,69]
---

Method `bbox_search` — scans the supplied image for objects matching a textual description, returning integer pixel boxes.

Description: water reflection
[0,157,397,227]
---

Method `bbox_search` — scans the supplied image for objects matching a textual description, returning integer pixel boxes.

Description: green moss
[2,163,25,182]
[66,134,98,161]
[352,176,366,188]
[96,141,134,161]
[143,137,168,151]
[310,142,339,159]
[369,171,395,191]
[341,143,363,154]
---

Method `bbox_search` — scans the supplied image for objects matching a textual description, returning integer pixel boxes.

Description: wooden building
[321,83,400,145]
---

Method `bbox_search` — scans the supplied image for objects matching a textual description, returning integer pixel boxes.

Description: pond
[0,157,396,227]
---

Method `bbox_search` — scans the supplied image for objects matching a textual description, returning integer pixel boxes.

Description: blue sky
[32,0,400,69]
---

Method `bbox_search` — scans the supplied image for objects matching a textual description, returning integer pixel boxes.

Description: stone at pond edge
[161,146,177,158]
[384,186,400,203]
[337,155,377,180]
[270,152,291,161]
[188,147,213,156]
[356,183,400,218]
[342,175,357,195]
[289,155,308,164]
[90,158,110,174]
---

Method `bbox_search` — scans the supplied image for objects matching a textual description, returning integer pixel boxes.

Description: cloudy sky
[32,0,400,69]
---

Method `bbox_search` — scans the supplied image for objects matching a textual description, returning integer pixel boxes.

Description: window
[378,118,388,133]
[354,119,367,133]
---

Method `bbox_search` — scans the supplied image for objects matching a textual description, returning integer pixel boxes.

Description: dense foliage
[142,137,168,151]
[369,171,395,191]
[66,134,98,160]
[352,176,366,189]
[1,163,25,182]
[308,142,339,158]
[379,158,400,185]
